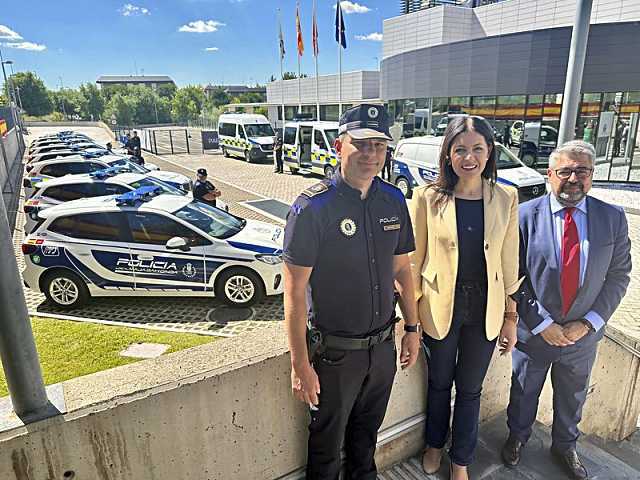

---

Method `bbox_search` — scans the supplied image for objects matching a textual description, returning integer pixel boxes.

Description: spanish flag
[296,2,304,57]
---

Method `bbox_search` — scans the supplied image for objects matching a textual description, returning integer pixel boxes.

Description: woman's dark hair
[431,115,497,206]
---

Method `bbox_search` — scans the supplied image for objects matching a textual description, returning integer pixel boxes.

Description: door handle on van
[137,254,154,261]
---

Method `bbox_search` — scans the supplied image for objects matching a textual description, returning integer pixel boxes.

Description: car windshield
[245,124,275,137]
[325,129,339,148]
[127,177,185,195]
[174,201,245,239]
[495,145,522,170]
[109,158,149,174]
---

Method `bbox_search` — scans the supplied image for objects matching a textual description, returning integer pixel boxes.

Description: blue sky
[2,0,399,90]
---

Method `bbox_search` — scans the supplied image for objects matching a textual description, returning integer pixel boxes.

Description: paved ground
[379,412,640,479]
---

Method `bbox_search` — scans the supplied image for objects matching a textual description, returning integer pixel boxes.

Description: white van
[282,121,340,178]
[218,114,276,163]
[390,135,546,202]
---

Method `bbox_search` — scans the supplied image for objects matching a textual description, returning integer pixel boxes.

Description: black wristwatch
[404,324,420,333]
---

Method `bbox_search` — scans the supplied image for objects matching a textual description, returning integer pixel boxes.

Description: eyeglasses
[553,168,593,180]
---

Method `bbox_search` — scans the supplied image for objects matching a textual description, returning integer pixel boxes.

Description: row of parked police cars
[219,112,547,203]
[21,130,285,310]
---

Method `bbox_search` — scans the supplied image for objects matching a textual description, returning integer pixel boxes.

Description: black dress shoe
[551,449,588,480]
[501,434,524,468]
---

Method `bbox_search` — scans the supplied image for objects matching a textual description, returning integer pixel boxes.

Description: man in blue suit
[501,140,632,479]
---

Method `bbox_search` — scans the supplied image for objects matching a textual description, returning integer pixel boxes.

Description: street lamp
[58,76,67,119]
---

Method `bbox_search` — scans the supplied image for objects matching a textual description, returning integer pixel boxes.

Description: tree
[103,92,136,125]
[206,86,230,108]
[155,83,177,99]
[282,71,307,80]
[268,75,277,82]
[10,72,52,116]
[50,89,83,118]
[78,83,105,120]
[171,85,205,123]
[237,92,265,104]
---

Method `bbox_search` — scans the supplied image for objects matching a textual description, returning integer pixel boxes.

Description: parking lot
[15,125,640,341]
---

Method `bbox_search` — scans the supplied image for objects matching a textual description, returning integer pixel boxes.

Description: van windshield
[245,124,275,137]
[495,145,522,170]
[325,129,339,148]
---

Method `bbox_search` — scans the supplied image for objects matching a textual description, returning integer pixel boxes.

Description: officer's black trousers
[307,337,396,480]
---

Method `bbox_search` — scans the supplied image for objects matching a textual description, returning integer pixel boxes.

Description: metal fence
[1,124,25,231]
[113,126,209,155]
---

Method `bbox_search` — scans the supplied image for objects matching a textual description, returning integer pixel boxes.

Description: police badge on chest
[379,216,400,231]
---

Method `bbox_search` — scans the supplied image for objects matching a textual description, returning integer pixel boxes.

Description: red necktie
[560,207,580,317]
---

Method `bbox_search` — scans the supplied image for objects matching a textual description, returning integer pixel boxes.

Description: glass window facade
[387,91,640,182]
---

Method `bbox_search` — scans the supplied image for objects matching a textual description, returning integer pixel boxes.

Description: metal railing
[113,126,210,155]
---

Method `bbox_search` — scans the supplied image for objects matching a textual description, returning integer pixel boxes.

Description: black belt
[309,322,395,353]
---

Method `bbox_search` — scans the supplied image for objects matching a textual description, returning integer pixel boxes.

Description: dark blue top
[283,171,415,336]
[193,179,216,206]
[455,198,487,283]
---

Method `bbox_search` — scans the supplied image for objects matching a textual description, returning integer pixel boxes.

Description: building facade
[382,0,640,181]
[266,71,380,126]
[96,75,175,89]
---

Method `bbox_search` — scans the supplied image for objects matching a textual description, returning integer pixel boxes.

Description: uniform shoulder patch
[301,181,331,198]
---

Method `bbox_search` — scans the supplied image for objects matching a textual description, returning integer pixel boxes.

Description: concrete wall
[0,323,636,480]
[383,0,640,59]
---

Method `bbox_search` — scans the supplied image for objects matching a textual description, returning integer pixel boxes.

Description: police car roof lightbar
[89,166,125,179]
[115,185,163,205]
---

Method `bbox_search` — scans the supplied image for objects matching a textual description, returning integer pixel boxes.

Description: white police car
[24,167,188,232]
[390,135,546,202]
[23,154,188,198]
[22,186,283,308]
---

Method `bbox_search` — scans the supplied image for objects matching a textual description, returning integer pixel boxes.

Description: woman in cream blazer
[408,116,521,480]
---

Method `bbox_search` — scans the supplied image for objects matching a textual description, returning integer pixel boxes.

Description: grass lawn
[0,317,216,397]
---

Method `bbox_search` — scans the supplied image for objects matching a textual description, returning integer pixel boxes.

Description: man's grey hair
[549,140,596,168]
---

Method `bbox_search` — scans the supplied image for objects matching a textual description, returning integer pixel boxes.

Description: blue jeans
[422,281,496,466]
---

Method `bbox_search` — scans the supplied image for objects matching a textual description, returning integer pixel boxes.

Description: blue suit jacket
[515,194,632,358]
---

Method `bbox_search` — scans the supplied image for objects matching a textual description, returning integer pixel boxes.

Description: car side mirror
[166,237,189,251]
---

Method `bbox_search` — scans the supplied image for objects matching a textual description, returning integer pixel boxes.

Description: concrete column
[558,0,594,146]
[0,190,49,418]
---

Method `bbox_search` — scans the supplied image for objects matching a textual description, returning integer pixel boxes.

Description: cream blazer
[408,180,522,341]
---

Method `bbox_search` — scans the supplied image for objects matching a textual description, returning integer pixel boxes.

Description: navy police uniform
[193,168,218,207]
[284,164,415,478]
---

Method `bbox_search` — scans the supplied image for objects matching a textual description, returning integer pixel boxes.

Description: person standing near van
[408,116,521,480]
[284,104,421,479]
[274,132,284,174]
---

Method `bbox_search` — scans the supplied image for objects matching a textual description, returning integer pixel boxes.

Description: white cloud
[3,41,47,51]
[120,4,150,16]
[0,25,22,40]
[355,32,382,42]
[204,47,219,52]
[336,1,371,14]
[179,20,225,33]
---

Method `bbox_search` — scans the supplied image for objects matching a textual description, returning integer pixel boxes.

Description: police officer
[193,168,221,207]
[283,104,422,480]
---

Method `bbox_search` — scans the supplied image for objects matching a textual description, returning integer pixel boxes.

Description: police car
[391,135,546,202]
[22,187,283,308]
[23,154,189,198]
[24,168,188,232]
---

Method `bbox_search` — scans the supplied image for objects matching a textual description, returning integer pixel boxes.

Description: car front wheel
[521,153,537,167]
[324,165,335,178]
[43,270,89,308]
[215,268,264,307]
[395,176,412,199]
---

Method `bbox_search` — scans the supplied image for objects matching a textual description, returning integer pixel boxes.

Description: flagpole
[297,2,302,114]
[338,3,343,117]
[313,0,320,121]
[278,9,285,130]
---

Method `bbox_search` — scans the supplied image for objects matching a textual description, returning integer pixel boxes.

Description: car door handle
[137,254,154,261]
